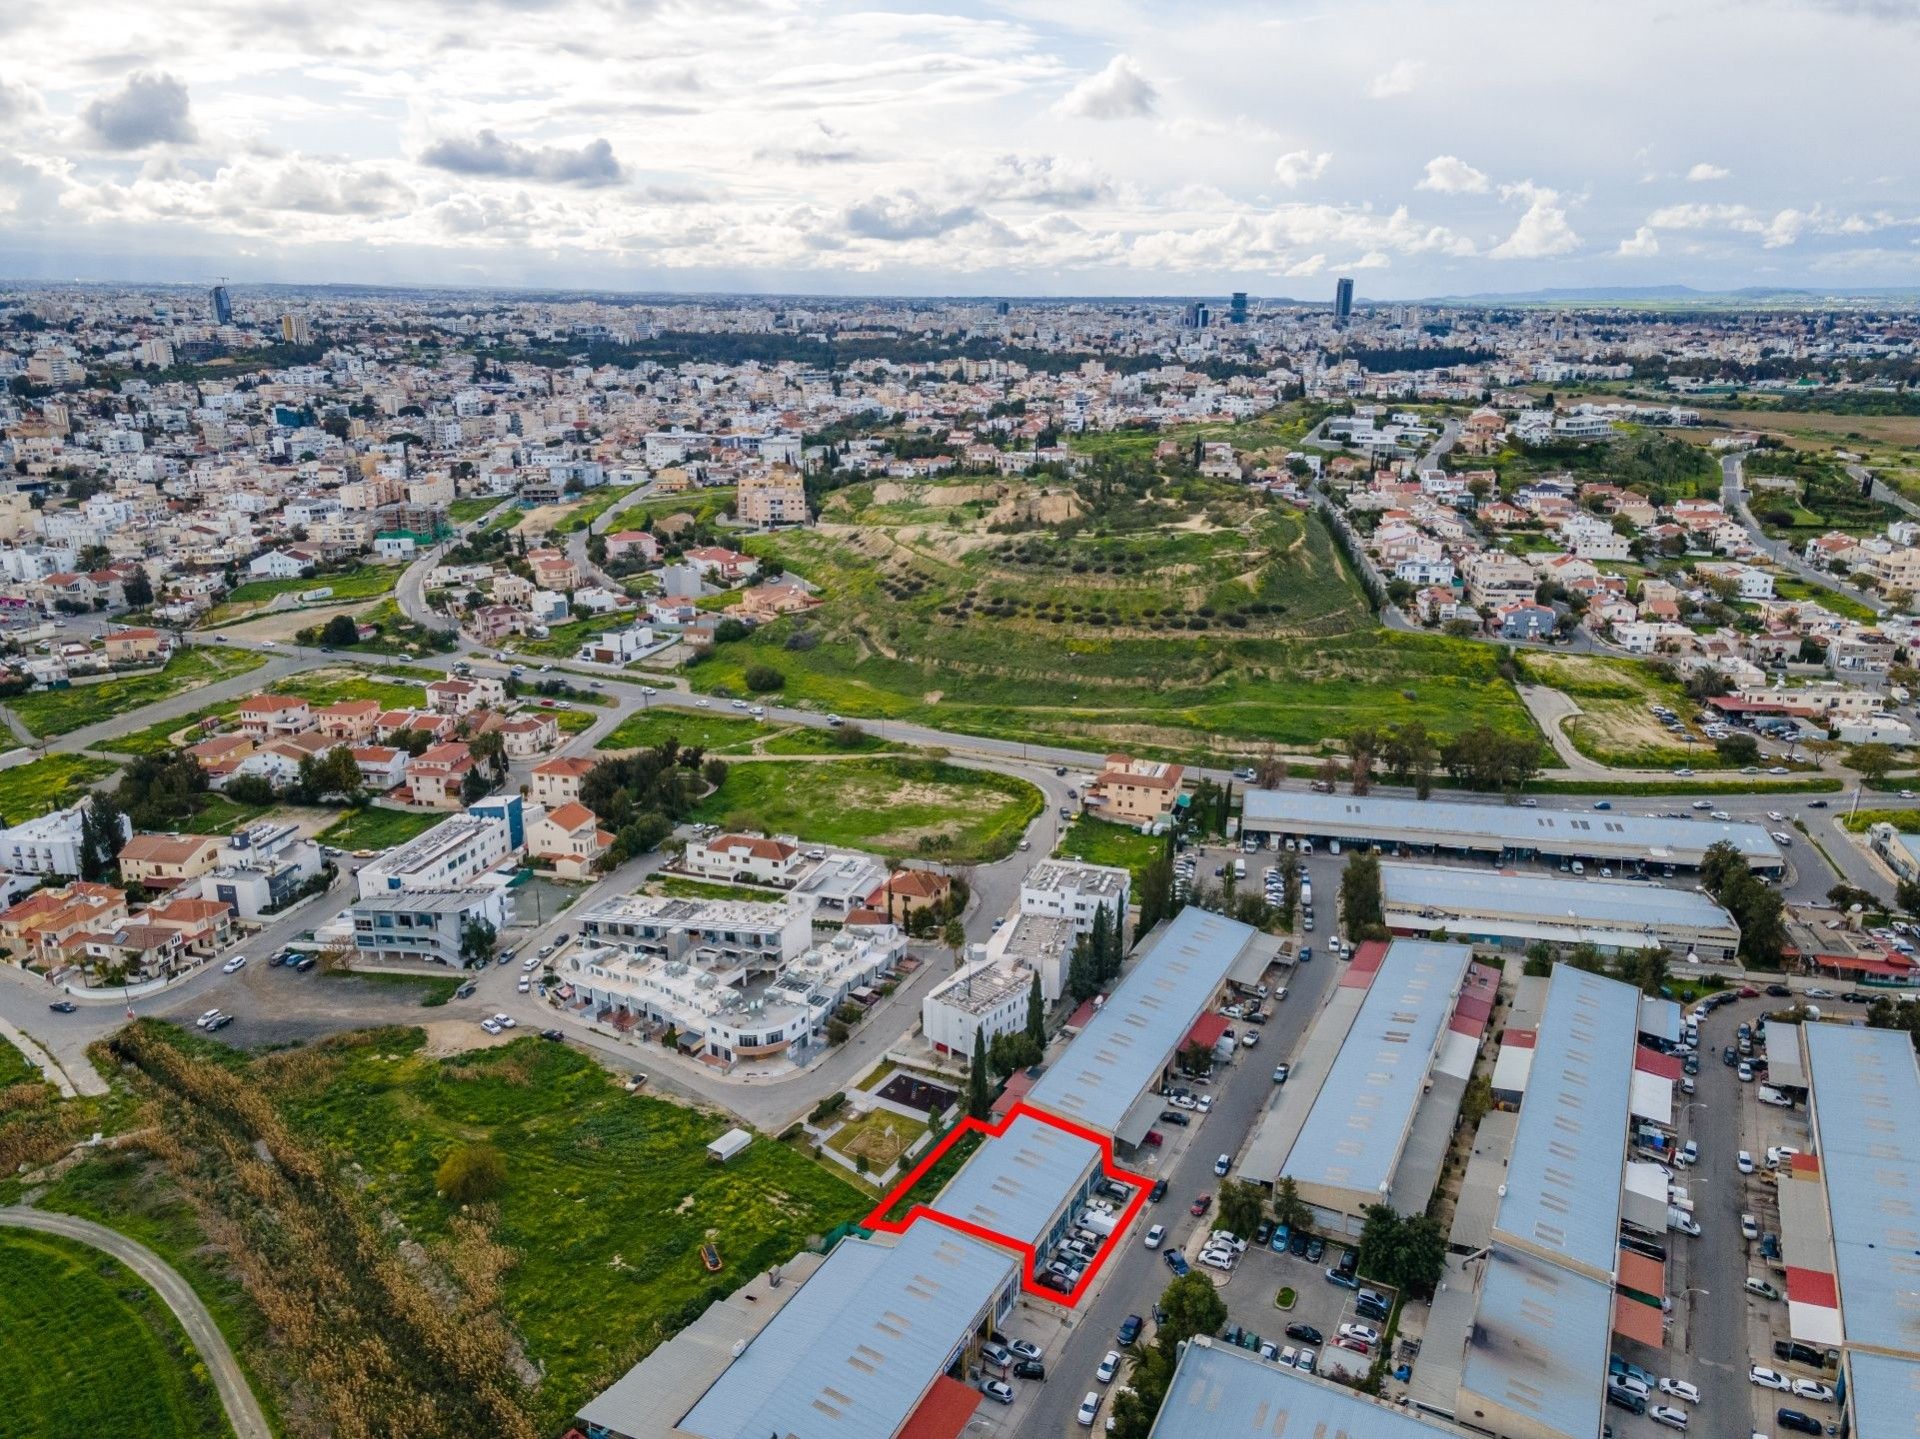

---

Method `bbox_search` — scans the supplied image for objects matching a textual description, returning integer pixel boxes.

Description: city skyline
[1,0,1917,297]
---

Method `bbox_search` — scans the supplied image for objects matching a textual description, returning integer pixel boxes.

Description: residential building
[140,895,234,956]
[0,800,126,879]
[117,832,222,891]
[199,821,323,920]
[1017,858,1130,934]
[1083,753,1185,827]
[356,803,522,899]
[350,887,513,967]
[526,801,612,880]
[922,956,1039,1057]
[236,694,312,738]
[404,742,475,807]
[530,756,596,807]
[735,467,810,526]
[0,882,129,965]
[683,832,801,887]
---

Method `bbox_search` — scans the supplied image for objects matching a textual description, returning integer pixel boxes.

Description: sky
[1,0,1917,300]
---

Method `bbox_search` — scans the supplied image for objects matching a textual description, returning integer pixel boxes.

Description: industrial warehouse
[1239,789,1785,875]
[1236,939,1493,1234]
[1381,862,1743,962]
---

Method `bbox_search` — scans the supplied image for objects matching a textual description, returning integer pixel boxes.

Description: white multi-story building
[199,820,323,920]
[922,957,1038,1058]
[0,800,125,879]
[354,799,523,900]
[349,888,514,967]
[683,833,802,887]
[1018,858,1130,935]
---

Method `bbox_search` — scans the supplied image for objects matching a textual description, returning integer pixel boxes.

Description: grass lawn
[98,699,240,757]
[1841,807,1920,834]
[1056,815,1167,883]
[596,707,772,754]
[696,757,1042,862]
[0,754,117,824]
[1521,652,1728,769]
[645,875,782,903]
[226,563,399,607]
[5,648,267,739]
[263,1029,863,1428]
[316,806,446,851]
[0,1227,233,1439]
[825,1107,928,1172]
[324,969,462,1006]
[759,725,895,755]
[880,1131,981,1223]
[1772,575,1880,623]
[173,795,271,836]
[267,667,437,708]
[549,484,645,535]
[450,497,505,523]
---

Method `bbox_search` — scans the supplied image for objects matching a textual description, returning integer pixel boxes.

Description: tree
[1216,1180,1265,1240]
[1340,852,1385,936]
[1024,971,1045,1048]
[460,766,492,804]
[987,1029,1042,1078]
[967,1027,992,1121]
[436,1142,506,1205]
[744,664,785,692]
[1176,1039,1214,1076]
[1270,1176,1312,1236]
[1392,1213,1448,1299]
[1846,742,1898,782]
[122,569,154,609]
[320,612,360,646]
[1066,935,1099,1002]
[470,728,509,781]
[1089,903,1115,983]
[1715,732,1760,765]
[1254,745,1286,789]
[78,795,125,882]
[1109,1345,1173,1439]
[1522,940,1554,977]
[1616,946,1672,996]
[1154,1273,1227,1361]
[941,916,967,970]
[459,916,498,968]
[1460,1073,1493,1129]
[1357,1204,1402,1285]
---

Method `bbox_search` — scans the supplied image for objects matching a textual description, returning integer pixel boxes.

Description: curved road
[0,1205,273,1439]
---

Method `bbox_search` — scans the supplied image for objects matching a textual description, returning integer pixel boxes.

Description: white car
[1749,1365,1792,1391]
[516,977,531,994]
[1791,1379,1834,1403]
[221,954,248,974]
[1741,1213,1759,1240]
[1097,1351,1121,1384]
[1077,1392,1101,1426]
[1209,1233,1249,1253]
[980,1379,1014,1405]
[493,1013,516,1029]
[1649,1403,1689,1431]
[1196,1095,1213,1113]
[1199,1250,1236,1272]
[1338,1323,1380,1347]
[1659,1378,1701,1404]
[195,1009,223,1028]
[1086,1198,1115,1216]
[1767,1145,1801,1168]
[695,698,710,708]
[1737,1150,1755,1174]
[480,1018,502,1035]
[1143,1225,1165,1250]
[1009,1339,1043,1363]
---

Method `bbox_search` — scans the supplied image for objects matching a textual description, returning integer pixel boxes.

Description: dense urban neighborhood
[1,275,1919,1439]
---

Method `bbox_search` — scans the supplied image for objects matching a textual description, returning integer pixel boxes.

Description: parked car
[1190,1194,1212,1217]
[1659,1378,1700,1404]
[1077,1392,1101,1427]
[1118,1315,1143,1345]
[1777,1409,1823,1435]
[1143,1225,1165,1250]
[980,1379,1014,1404]
[1649,1404,1689,1430]
[1750,1366,1792,1391]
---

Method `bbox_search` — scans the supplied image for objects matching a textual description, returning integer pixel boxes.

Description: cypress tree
[1089,903,1112,983]
[968,1027,991,1120]
[1025,972,1045,1047]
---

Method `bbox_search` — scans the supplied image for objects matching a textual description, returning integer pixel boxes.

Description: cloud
[1491,182,1581,259]
[1055,54,1157,119]
[844,189,980,240]
[1416,155,1490,195]
[1687,161,1732,182]
[1272,149,1332,189]
[754,121,873,167]
[82,71,196,150]
[969,153,1112,206]
[0,76,41,127]
[1617,225,1660,257]
[418,129,623,186]
[1368,59,1424,99]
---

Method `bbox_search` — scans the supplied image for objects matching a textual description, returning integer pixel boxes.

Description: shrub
[744,664,785,693]
[436,1141,506,1205]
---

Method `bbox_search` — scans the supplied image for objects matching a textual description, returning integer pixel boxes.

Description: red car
[1738,986,1759,998]
[1143,1130,1164,1147]
[1190,1193,1212,1217]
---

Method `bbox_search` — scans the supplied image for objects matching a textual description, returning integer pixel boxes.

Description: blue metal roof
[1492,966,1640,1277]
[1381,863,1738,932]
[1841,1352,1920,1439]
[678,1223,1014,1439]
[1459,1246,1614,1439]
[1803,1025,1920,1357]
[1149,1337,1466,1439]
[1281,940,1473,1201]
[1241,788,1783,867]
[1025,906,1256,1136]
[931,1111,1102,1252]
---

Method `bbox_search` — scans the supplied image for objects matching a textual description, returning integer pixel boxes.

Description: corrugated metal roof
[1024,906,1256,1137]
[1459,1245,1614,1439]
[929,1111,1101,1252]
[1841,1351,1920,1439]
[1280,940,1473,1204]
[678,1224,1014,1439]
[1149,1336,1466,1439]
[1383,863,1739,935]
[1802,1025,1920,1357]
[1242,789,1782,866]
[1491,967,1641,1278]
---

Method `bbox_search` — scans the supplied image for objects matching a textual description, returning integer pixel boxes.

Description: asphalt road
[0,1205,274,1439]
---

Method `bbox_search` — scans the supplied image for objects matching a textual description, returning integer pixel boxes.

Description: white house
[683,832,801,887]
[247,549,311,580]
[0,799,127,879]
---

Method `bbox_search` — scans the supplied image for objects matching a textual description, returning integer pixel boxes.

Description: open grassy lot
[449,497,505,523]
[610,487,736,528]
[0,1227,233,1439]
[596,707,772,753]
[0,753,117,824]
[5,647,267,739]
[1772,575,1880,622]
[1056,815,1167,883]
[698,756,1042,861]
[316,806,445,851]
[226,564,400,608]
[825,1107,928,1172]
[99,665,438,758]
[1522,652,1727,769]
[547,484,644,535]
[685,482,1532,757]
[323,969,463,1006]
[1841,807,1920,834]
[1066,403,1336,463]
[172,795,272,836]
[264,1029,863,1428]
[758,725,894,755]
[644,875,781,903]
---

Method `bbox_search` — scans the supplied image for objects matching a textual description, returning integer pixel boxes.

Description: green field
[449,497,506,523]
[1771,575,1880,623]
[758,725,894,755]
[0,1227,233,1439]
[1056,816,1167,883]
[1522,652,1734,770]
[696,756,1042,861]
[610,487,737,528]
[225,563,400,607]
[267,1030,863,1427]
[5,648,268,739]
[1841,807,1920,834]
[0,754,117,825]
[98,665,438,758]
[596,707,772,753]
[316,806,445,851]
[173,795,271,836]
[323,970,463,1005]
[548,484,645,535]
[644,875,782,903]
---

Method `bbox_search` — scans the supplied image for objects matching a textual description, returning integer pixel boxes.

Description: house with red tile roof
[527,801,612,880]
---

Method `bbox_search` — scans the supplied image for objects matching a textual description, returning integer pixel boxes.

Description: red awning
[1186,1014,1231,1049]
[1616,1249,1665,1298]
[898,1376,981,1439]
[1635,1048,1683,1082]
[1786,1267,1840,1308]
[1612,1293,1666,1348]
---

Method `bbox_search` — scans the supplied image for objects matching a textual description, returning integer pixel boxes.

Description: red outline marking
[859,1101,1154,1308]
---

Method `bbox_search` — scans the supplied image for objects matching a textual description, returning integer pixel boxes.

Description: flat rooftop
[1491,966,1640,1279]
[1382,863,1738,933]
[1023,857,1129,899]
[1458,1245,1614,1439]
[930,1111,1103,1253]
[1241,788,1783,866]
[1024,906,1255,1138]
[1280,940,1473,1203]
[1150,1337,1466,1439]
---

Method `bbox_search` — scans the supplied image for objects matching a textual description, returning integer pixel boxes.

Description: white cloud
[843,189,980,240]
[1416,155,1490,194]
[1272,149,1332,189]
[1617,225,1660,257]
[419,130,624,187]
[1283,252,1326,277]
[968,153,1113,206]
[1055,54,1157,120]
[1686,161,1732,182]
[1491,182,1581,259]
[81,71,196,151]
[1368,59,1425,99]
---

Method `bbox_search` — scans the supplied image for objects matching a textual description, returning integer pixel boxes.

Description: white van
[1233,858,1247,880]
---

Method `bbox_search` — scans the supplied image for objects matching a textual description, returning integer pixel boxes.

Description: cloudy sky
[1,0,1916,299]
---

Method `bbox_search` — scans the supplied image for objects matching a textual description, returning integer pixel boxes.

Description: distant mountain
[1424,283,1920,306]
